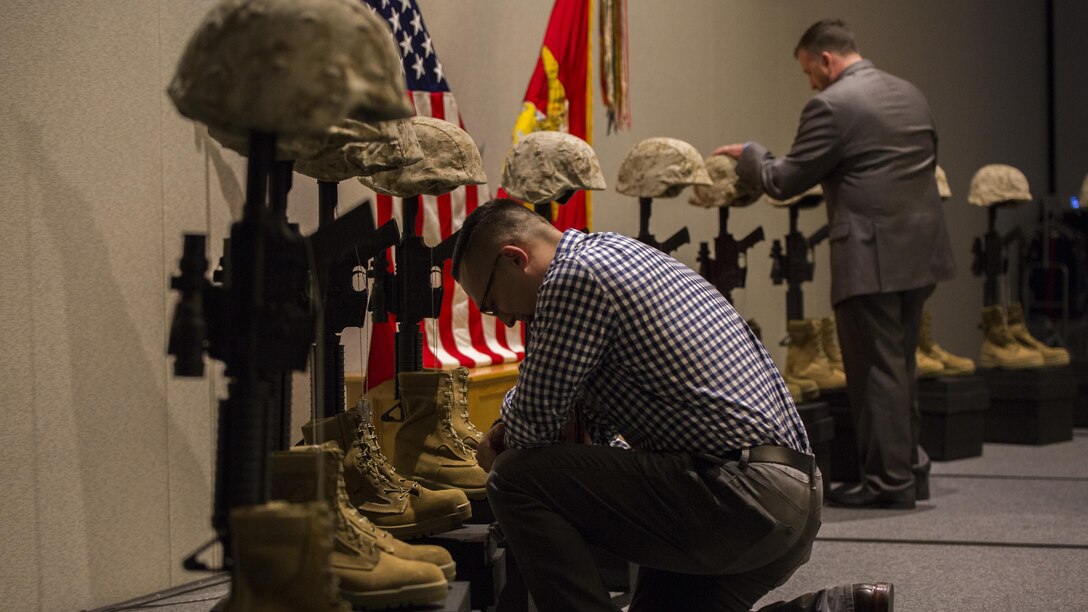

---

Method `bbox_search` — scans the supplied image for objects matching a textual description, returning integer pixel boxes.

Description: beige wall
[0,1,1055,609]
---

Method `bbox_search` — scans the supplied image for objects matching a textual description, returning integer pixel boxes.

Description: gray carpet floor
[755,430,1088,611]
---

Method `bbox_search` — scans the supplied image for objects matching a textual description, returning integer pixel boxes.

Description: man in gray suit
[716,19,956,509]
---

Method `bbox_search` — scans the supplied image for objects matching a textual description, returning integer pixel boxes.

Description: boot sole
[979,355,1045,369]
[938,365,975,376]
[377,508,469,540]
[413,478,488,500]
[437,561,456,580]
[340,579,448,609]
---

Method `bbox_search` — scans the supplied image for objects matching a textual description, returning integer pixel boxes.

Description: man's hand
[713,143,746,159]
[477,422,507,473]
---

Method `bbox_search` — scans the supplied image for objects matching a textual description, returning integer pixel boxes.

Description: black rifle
[368,195,459,385]
[310,183,400,419]
[168,132,311,572]
[697,207,765,301]
[770,208,830,320]
[971,206,1023,306]
[637,197,690,255]
[167,134,400,573]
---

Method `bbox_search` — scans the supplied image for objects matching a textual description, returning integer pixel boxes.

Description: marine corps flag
[510,0,594,232]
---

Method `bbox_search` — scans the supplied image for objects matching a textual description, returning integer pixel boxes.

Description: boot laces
[460,399,483,438]
[335,478,379,536]
[451,385,484,438]
[351,419,412,501]
[439,396,473,457]
[336,506,377,556]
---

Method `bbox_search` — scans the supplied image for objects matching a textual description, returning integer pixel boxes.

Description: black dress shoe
[827,484,915,509]
[852,582,894,612]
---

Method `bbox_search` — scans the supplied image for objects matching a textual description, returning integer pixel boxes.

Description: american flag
[362,0,525,387]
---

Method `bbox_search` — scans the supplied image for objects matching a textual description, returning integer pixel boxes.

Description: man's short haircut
[794,19,858,59]
[451,198,549,281]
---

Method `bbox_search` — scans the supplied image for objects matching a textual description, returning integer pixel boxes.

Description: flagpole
[585,0,594,231]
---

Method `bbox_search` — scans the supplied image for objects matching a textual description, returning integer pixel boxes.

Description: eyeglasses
[478,252,502,316]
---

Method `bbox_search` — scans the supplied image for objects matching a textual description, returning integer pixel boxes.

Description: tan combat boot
[304,408,471,539]
[266,454,449,609]
[820,316,846,374]
[222,501,350,612]
[1007,302,1070,366]
[785,381,804,404]
[786,319,846,390]
[784,375,820,401]
[918,310,975,375]
[271,443,457,580]
[915,348,945,378]
[302,411,411,519]
[979,305,1045,369]
[395,370,488,499]
[349,401,473,538]
[451,367,485,449]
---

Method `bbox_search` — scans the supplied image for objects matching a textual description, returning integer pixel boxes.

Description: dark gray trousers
[834,284,934,498]
[488,444,855,611]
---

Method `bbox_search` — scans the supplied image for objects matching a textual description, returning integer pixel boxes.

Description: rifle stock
[660,227,691,254]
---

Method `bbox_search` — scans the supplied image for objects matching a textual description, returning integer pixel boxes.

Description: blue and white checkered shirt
[501,230,810,455]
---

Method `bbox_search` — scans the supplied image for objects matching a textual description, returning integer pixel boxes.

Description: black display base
[466,496,494,525]
[795,400,833,496]
[918,375,989,460]
[1072,357,1088,427]
[418,524,504,611]
[819,390,858,483]
[978,367,1076,444]
[436,581,471,612]
[352,581,473,612]
[89,574,472,612]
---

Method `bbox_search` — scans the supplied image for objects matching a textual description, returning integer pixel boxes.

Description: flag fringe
[599,0,630,133]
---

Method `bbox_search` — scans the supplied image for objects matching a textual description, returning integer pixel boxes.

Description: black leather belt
[713,445,814,473]
[696,445,817,490]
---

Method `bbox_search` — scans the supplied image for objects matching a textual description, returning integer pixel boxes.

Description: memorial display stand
[918,375,989,460]
[977,366,1076,444]
[1073,356,1088,427]
[420,524,507,611]
[770,201,843,486]
[89,577,474,612]
[971,202,1075,444]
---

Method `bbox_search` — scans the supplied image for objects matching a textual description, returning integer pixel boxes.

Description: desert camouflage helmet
[207,123,330,160]
[294,119,423,182]
[968,164,1032,206]
[615,137,712,198]
[688,154,760,208]
[764,184,824,208]
[207,118,423,181]
[169,0,413,137]
[501,132,606,205]
[359,117,487,197]
[935,165,952,200]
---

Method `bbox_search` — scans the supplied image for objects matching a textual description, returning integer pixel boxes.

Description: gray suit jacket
[738,60,956,305]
